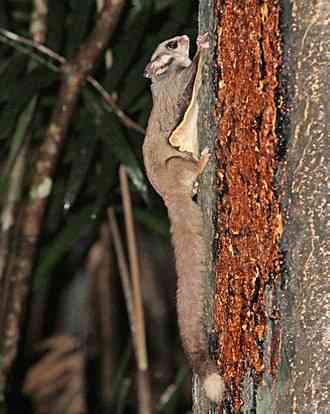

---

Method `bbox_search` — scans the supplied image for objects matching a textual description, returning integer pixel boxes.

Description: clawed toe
[197,33,209,49]
[192,180,199,197]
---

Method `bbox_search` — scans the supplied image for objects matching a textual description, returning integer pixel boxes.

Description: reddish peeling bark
[213,1,282,410]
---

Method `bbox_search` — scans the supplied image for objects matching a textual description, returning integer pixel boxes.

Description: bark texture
[275,1,329,413]
[194,0,219,411]
[195,0,329,412]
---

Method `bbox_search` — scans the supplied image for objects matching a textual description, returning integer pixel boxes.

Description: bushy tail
[166,194,224,402]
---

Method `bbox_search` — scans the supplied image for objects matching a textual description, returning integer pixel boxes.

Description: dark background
[0,1,199,413]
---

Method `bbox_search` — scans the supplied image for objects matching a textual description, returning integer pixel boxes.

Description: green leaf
[0,177,9,197]
[33,205,98,290]
[0,0,7,27]
[97,140,118,199]
[46,0,67,52]
[104,0,153,93]
[153,0,179,12]
[82,89,148,198]
[0,97,38,204]
[158,365,190,413]
[134,207,170,238]
[0,54,28,102]
[44,176,67,235]
[0,67,58,140]
[115,378,131,414]
[3,97,38,177]
[66,0,94,57]
[100,113,148,198]
[63,115,98,212]
[112,343,132,406]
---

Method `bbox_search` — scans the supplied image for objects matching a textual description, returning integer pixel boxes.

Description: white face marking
[144,35,192,79]
[151,54,174,76]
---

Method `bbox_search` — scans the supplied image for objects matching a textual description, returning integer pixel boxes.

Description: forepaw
[197,33,209,50]
[196,146,210,177]
[192,180,200,197]
[201,146,210,158]
[200,146,210,165]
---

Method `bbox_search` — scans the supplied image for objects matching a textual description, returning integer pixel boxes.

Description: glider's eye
[166,40,178,50]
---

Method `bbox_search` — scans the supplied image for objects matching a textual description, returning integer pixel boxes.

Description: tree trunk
[196,0,329,412]
[273,1,329,412]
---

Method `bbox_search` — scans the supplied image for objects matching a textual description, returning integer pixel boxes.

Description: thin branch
[30,0,47,43]
[0,28,65,63]
[0,0,47,324]
[0,28,145,134]
[119,166,152,414]
[96,0,125,43]
[87,224,115,405]
[119,167,148,370]
[0,0,126,386]
[88,77,145,134]
[107,208,135,332]
[0,98,37,281]
[108,207,155,409]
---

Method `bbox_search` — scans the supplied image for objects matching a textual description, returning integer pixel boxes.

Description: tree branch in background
[87,224,115,407]
[23,335,85,414]
[107,208,135,337]
[30,0,47,43]
[0,0,126,387]
[97,0,125,43]
[0,0,48,288]
[0,29,145,134]
[119,166,152,414]
[0,0,48,369]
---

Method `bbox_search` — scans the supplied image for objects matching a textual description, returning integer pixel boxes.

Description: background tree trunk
[273,1,329,412]
[196,0,329,412]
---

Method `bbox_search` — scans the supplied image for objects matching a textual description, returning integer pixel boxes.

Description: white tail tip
[203,373,225,402]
